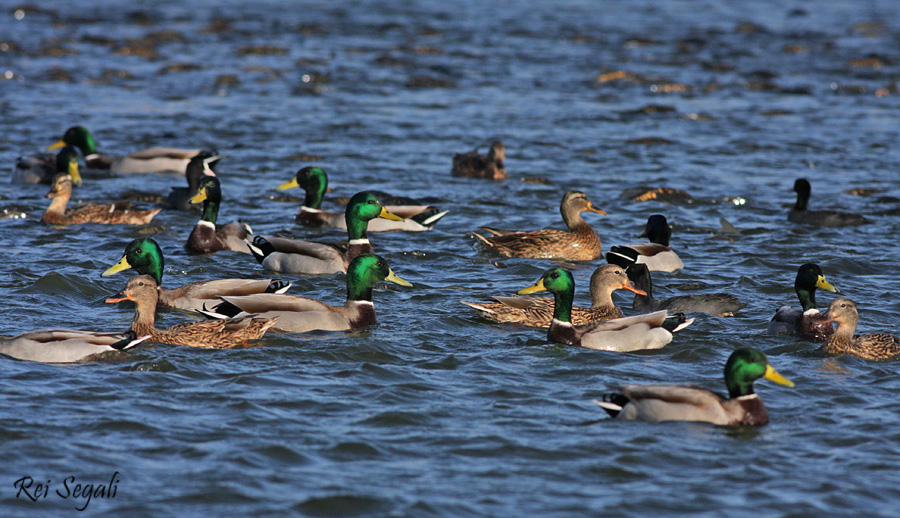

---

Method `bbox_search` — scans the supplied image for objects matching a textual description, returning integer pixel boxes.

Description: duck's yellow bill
[622,281,647,296]
[276,178,299,191]
[102,256,132,277]
[47,139,66,151]
[587,204,607,215]
[386,270,412,287]
[764,364,795,388]
[817,275,838,293]
[68,161,82,187]
[379,206,403,222]
[189,188,208,204]
[518,278,546,295]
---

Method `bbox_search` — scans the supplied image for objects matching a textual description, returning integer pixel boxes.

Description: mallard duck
[276,166,448,231]
[451,141,507,180]
[789,178,868,227]
[621,186,693,203]
[626,264,745,317]
[819,297,900,360]
[768,263,838,341]
[460,264,644,327]
[41,174,161,225]
[48,125,215,175]
[608,214,684,272]
[247,191,403,274]
[0,329,150,363]
[102,237,291,312]
[518,267,693,351]
[106,275,276,348]
[593,348,795,425]
[122,153,220,210]
[199,253,411,333]
[473,191,607,260]
[13,145,84,186]
[186,175,251,254]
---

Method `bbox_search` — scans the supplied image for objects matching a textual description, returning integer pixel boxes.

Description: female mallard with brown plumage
[247,191,403,275]
[767,263,838,341]
[13,145,83,186]
[818,297,900,360]
[105,275,276,348]
[472,190,607,261]
[594,348,795,426]
[461,264,644,327]
[102,238,290,312]
[199,254,410,334]
[48,125,215,175]
[518,267,693,351]
[186,175,252,254]
[276,166,448,231]
[41,174,161,225]
[451,141,506,180]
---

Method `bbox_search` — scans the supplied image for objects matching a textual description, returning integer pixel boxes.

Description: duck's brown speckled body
[461,264,641,327]
[41,174,161,225]
[106,275,275,348]
[820,298,900,360]
[472,191,606,260]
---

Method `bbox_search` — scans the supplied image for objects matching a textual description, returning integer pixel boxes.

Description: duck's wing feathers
[214,294,353,333]
[161,279,290,312]
[768,306,801,334]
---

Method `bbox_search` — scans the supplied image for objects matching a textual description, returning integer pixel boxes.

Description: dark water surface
[3,1,900,516]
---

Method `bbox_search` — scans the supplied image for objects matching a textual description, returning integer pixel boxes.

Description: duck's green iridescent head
[518,267,574,297]
[277,166,329,209]
[518,267,576,322]
[346,253,412,301]
[55,145,82,187]
[190,176,223,224]
[102,238,165,285]
[794,263,837,311]
[724,348,794,399]
[47,126,98,156]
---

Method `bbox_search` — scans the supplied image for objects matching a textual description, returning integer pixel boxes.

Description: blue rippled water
[2,1,900,516]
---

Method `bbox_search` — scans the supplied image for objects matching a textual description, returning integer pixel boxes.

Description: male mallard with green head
[594,348,795,426]
[201,253,411,333]
[276,166,447,231]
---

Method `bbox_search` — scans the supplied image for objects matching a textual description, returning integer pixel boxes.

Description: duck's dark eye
[550,272,559,279]
[368,199,376,205]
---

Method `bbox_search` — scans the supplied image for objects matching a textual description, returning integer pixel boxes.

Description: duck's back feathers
[452,141,507,180]
[595,385,741,424]
[0,329,149,363]
[248,236,346,274]
[186,220,252,254]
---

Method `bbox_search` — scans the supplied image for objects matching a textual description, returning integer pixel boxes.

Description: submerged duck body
[473,190,607,261]
[594,348,795,426]
[789,178,868,228]
[626,264,746,317]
